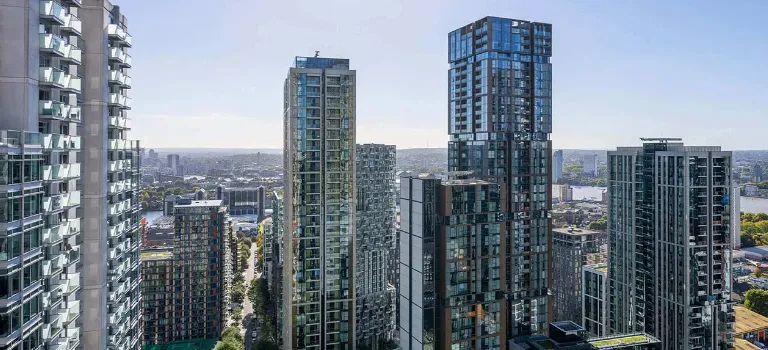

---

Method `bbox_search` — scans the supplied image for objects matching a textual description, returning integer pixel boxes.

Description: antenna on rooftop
[314,51,320,58]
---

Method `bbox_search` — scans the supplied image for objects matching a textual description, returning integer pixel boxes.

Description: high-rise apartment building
[282,56,356,349]
[167,154,180,176]
[399,173,507,350]
[141,199,234,345]
[583,154,598,177]
[355,144,397,348]
[215,185,266,219]
[448,16,553,336]
[78,2,141,349]
[582,263,608,338]
[551,227,600,324]
[0,1,138,349]
[732,183,741,249]
[608,138,734,349]
[553,150,563,183]
[270,190,285,346]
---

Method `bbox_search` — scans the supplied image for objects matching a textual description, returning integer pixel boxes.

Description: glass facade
[608,141,734,349]
[399,175,507,350]
[448,16,553,337]
[355,144,397,347]
[283,56,356,349]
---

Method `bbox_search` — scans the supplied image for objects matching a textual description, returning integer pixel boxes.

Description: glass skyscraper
[448,16,553,336]
[282,56,356,349]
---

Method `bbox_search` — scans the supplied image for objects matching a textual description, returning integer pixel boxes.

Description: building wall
[141,255,174,344]
[447,16,553,337]
[355,144,397,348]
[551,229,599,324]
[79,1,142,348]
[282,57,356,349]
[582,264,608,337]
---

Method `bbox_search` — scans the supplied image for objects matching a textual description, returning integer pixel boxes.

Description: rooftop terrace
[141,250,173,261]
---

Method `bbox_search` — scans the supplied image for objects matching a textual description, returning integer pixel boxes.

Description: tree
[253,341,279,350]
[249,278,270,317]
[746,289,768,317]
[221,327,243,344]
[214,342,241,350]
[756,269,763,278]
[232,307,243,323]
[232,282,246,304]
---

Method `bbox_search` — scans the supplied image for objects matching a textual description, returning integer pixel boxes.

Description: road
[243,243,262,350]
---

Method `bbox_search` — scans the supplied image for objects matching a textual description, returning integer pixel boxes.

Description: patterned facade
[355,144,397,348]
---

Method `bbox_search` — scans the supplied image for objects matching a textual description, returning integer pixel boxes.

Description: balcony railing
[60,299,80,324]
[108,47,126,63]
[39,100,81,121]
[109,115,131,129]
[42,134,81,150]
[39,67,81,92]
[60,14,82,36]
[39,34,82,64]
[40,1,66,24]
[42,163,81,182]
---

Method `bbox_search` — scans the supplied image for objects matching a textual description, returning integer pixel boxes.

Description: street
[242,242,262,350]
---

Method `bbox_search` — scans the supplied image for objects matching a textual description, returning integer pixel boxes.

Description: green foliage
[757,181,768,190]
[140,182,199,211]
[232,282,246,304]
[232,307,243,322]
[745,289,768,318]
[216,327,244,350]
[559,162,606,186]
[740,212,768,248]
[588,216,608,231]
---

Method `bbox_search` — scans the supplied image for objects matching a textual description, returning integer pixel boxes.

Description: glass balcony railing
[41,315,64,342]
[60,299,80,324]
[60,13,82,36]
[43,224,64,246]
[108,93,132,108]
[67,326,80,349]
[42,134,81,150]
[108,139,138,150]
[43,253,66,276]
[108,47,126,63]
[42,163,81,182]
[109,115,131,129]
[39,34,81,64]
[39,67,81,92]
[61,272,81,295]
[42,287,62,309]
[39,100,81,121]
[40,1,66,24]
[63,218,80,238]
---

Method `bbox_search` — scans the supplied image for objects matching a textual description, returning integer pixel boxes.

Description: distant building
[735,306,768,344]
[552,227,601,324]
[754,163,763,182]
[399,173,507,349]
[167,154,180,175]
[554,150,564,183]
[582,264,609,338]
[559,183,574,202]
[734,183,742,249]
[149,148,157,159]
[745,184,759,197]
[141,199,235,345]
[216,185,266,219]
[583,154,598,176]
[356,144,397,348]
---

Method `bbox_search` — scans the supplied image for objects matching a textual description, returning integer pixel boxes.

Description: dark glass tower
[448,17,553,336]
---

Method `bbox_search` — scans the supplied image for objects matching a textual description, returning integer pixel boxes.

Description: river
[560,186,768,214]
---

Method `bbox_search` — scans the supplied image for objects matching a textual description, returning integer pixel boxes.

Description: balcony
[60,299,80,324]
[42,287,63,310]
[43,253,66,276]
[66,245,81,266]
[39,100,81,121]
[39,67,81,92]
[42,134,81,150]
[61,272,81,295]
[109,115,131,129]
[41,315,64,342]
[42,163,81,182]
[108,139,138,150]
[63,219,80,238]
[67,326,80,349]
[43,224,64,246]
[108,93,132,109]
[39,34,82,64]
[40,1,66,24]
[108,47,126,63]
[60,13,82,36]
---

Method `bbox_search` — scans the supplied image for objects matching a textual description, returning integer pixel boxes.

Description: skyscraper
[79,2,142,349]
[0,1,139,349]
[355,144,397,348]
[282,56,356,349]
[607,138,734,349]
[141,199,234,345]
[553,150,563,183]
[399,173,507,350]
[448,16,553,336]
[551,227,600,324]
[583,154,598,177]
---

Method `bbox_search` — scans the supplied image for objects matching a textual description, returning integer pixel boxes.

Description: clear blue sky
[127,0,768,150]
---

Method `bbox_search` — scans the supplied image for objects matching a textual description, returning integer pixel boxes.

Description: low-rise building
[735,306,768,343]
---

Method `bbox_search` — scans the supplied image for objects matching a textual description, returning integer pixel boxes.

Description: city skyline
[125,0,768,150]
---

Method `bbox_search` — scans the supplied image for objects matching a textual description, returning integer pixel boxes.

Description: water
[566,186,768,214]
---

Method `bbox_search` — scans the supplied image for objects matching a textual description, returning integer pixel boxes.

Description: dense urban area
[0,2,764,350]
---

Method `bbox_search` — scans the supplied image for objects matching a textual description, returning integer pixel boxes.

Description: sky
[127,0,768,150]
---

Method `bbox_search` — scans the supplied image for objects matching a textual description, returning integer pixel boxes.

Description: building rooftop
[141,250,173,261]
[294,56,350,69]
[142,339,217,350]
[173,200,223,208]
[585,263,608,273]
[735,305,768,336]
[588,334,660,349]
[553,227,601,236]
[735,338,761,350]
